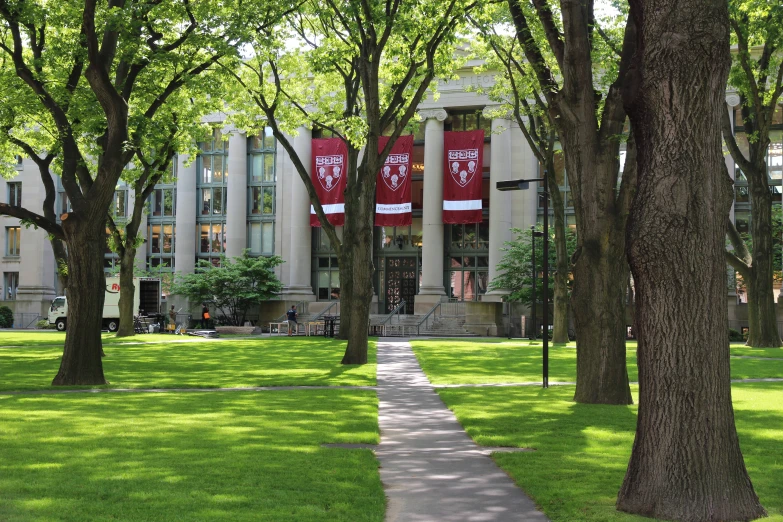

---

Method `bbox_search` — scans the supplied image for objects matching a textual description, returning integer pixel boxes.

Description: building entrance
[385,257,416,314]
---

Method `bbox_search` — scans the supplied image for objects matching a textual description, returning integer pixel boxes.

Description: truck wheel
[55,319,67,332]
[107,320,119,333]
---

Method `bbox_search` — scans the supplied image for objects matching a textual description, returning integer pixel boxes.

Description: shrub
[36,319,54,329]
[729,328,744,342]
[0,306,13,328]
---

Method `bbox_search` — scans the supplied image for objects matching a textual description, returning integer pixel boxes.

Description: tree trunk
[548,166,570,344]
[51,213,107,385]
[617,0,765,518]
[570,212,632,404]
[339,163,374,365]
[116,247,137,337]
[745,170,782,347]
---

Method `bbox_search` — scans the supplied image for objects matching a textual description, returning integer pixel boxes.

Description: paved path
[375,339,548,522]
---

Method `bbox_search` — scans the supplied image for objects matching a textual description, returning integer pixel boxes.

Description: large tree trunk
[617,0,766,518]
[339,163,374,365]
[116,248,137,337]
[570,206,632,404]
[547,166,570,344]
[746,172,782,347]
[52,213,107,385]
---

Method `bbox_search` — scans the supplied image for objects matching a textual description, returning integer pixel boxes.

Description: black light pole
[497,175,550,389]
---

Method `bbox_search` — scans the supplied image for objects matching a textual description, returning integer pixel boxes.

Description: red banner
[375,135,413,227]
[443,130,484,224]
[310,138,348,227]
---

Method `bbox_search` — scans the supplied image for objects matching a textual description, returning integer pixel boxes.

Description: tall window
[3,272,19,300]
[247,128,276,255]
[312,227,342,300]
[148,176,176,272]
[445,223,489,301]
[112,189,127,218]
[5,227,20,256]
[7,182,21,207]
[197,129,228,264]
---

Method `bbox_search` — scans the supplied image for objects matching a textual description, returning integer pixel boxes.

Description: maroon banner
[443,130,484,224]
[375,135,413,227]
[310,138,348,227]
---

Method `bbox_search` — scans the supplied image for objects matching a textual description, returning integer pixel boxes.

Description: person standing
[201,303,210,329]
[286,305,298,336]
[168,305,177,333]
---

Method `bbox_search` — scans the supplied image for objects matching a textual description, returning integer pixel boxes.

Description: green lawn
[0,334,376,391]
[0,390,383,522]
[437,383,782,522]
[410,339,783,384]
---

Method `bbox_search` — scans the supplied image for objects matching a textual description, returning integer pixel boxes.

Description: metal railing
[439,300,466,317]
[416,302,442,335]
[310,301,338,322]
[375,300,406,336]
[10,313,42,329]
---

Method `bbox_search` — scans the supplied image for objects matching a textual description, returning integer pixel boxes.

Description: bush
[0,306,13,328]
[729,328,744,342]
[36,319,54,330]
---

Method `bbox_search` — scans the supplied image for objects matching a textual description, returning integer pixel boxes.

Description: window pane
[153,189,162,216]
[263,187,274,214]
[251,187,262,214]
[150,225,161,254]
[262,222,273,253]
[213,187,223,214]
[451,225,463,250]
[200,224,210,253]
[330,271,340,299]
[213,157,224,183]
[252,155,263,182]
[163,225,173,254]
[201,189,211,215]
[164,189,174,216]
[212,225,224,253]
[449,271,462,299]
[264,127,275,149]
[202,156,212,183]
[264,154,275,182]
[249,222,261,253]
[478,221,489,249]
[464,224,477,249]
[735,186,749,203]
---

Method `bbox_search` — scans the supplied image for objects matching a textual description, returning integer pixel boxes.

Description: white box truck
[48,277,161,332]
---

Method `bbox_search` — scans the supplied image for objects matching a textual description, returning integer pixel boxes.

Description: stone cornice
[417,109,448,121]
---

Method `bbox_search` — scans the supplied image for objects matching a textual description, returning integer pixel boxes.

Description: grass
[436,383,782,521]
[0,334,376,391]
[0,389,384,522]
[410,339,783,384]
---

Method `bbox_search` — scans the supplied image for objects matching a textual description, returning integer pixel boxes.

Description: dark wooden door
[385,257,416,314]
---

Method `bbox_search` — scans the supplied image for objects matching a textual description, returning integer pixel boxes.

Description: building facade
[1,67,781,333]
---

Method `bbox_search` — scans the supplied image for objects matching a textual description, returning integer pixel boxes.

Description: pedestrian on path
[201,303,210,329]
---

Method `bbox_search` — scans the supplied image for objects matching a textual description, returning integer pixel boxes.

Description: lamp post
[530,225,544,341]
[497,174,549,388]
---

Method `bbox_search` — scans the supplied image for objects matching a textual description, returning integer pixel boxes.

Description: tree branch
[0,203,64,240]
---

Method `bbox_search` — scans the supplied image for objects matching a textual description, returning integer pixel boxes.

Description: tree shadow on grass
[0,389,384,522]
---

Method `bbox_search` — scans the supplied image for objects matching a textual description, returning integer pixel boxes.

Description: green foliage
[0,305,13,328]
[35,320,54,330]
[730,328,745,342]
[489,226,577,306]
[171,251,283,326]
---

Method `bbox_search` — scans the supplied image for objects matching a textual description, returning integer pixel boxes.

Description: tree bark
[547,164,570,344]
[116,247,137,337]
[339,162,375,365]
[617,0,766,518]
[51,213,108,385]
[744,147,781,347]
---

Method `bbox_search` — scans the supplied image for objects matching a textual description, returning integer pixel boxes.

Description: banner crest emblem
[315,155,343,192]
[381,153,410,192]
[448,149,479,188]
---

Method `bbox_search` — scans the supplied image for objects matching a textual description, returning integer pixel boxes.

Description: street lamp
[530,226,544,341]
[497,174,550,388]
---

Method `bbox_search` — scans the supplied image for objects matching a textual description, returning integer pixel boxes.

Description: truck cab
[48,297,68,331]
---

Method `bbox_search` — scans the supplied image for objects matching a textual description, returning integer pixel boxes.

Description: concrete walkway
[376,339,548,522]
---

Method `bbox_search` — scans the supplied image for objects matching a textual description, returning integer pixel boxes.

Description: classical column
[484,110,513,299]
[174,154,197,277]
[225,130,248,259]
[417,109,448,311]
[285,126,315,298]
